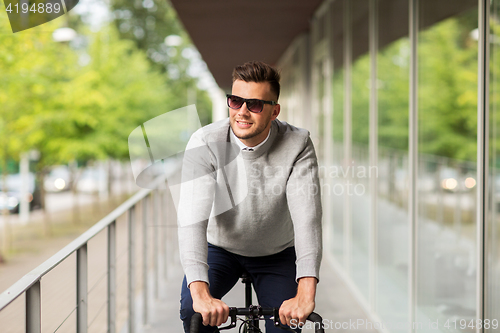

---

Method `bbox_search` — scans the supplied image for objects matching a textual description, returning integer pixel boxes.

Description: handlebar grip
[307,312,325,333]
[190,312,202,333]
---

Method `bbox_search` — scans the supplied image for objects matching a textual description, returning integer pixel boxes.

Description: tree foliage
[1,8,207,196]
[337,12,480,162]
[108,0,213,125]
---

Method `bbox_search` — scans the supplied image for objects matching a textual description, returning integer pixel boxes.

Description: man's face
[229,80,280,147]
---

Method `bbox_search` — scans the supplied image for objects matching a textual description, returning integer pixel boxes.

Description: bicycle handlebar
[189,312,202,333]
[190,307,325,333]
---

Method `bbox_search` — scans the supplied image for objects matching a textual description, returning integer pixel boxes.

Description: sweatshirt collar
[230,126,272,152]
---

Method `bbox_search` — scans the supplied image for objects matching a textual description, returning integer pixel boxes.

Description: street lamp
[164,34,182,46]
[52,27,77,42]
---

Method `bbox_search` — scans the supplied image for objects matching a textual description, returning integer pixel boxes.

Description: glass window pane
[331,0,345,264]
[351,0,371,299]
[487,0,500,331]
[376,1,410,331]
[417,1,478,331]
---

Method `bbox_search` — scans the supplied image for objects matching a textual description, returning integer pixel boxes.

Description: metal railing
[0,173,175,333]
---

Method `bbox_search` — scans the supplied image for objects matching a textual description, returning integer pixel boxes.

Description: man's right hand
[190,281,230,327]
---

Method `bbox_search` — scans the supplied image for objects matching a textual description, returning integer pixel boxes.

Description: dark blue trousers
[180,243,299,333]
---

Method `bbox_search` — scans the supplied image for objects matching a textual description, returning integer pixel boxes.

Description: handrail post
[153,191,159,299]
[0,173,172,333]
[128,205,136,333]
[77,244,88,333]
[162,189,167,280]
[108,220,116,333]
[142,197,149,326]
[26,280,41,333]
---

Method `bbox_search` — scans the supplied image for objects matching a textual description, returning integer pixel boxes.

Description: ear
[271,104,280,121]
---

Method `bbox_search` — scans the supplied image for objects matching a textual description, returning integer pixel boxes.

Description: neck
[239,126,271,147]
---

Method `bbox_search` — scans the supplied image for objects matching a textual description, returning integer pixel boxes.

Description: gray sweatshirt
[177,118,322,286]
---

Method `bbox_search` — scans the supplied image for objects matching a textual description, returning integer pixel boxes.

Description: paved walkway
[138,255,378,333]
[0,231,378,333]
[0,185,378,333]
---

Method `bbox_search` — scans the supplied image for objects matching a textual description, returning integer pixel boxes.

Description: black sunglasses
[226,94,277,113]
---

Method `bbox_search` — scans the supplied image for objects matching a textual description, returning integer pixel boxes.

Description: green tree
[107,0,213,125]
[340,14,478,161]
[418,17,478,161]
[0,16,183,236]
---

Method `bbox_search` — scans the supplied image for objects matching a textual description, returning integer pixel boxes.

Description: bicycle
[190,272,325,333]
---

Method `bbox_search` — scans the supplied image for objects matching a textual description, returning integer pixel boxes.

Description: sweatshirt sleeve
[177,130,216,286]
[285,136,323,282]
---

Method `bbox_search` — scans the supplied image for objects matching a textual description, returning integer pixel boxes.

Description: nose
[237,102,251,116]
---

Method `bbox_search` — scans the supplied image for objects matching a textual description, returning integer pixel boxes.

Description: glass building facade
[278,0,500,332]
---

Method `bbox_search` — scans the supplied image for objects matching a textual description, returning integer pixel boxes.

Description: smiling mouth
[236,120,252,125]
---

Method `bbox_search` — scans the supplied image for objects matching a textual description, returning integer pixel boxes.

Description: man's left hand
[279,277,317,328]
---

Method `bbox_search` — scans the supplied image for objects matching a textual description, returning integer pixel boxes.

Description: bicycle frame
[241,272,260,331]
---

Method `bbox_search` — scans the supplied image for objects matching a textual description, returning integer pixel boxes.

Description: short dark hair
[232,61,281,100]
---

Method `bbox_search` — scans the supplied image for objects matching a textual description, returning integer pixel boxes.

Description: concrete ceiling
[169,0,324,90]
[171,0,477,90]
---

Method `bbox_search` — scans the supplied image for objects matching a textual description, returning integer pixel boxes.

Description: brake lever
[271,308,295,332]
[217,308,237,331]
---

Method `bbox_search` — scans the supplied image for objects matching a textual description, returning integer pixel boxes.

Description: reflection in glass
[331,0,345,265]
[417,2,478,331]
[351,0,371,299]
[376,0,409,329]
[487,0,500,331]
[316,60,326,164]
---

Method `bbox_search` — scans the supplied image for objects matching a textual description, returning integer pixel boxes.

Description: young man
[178,61,322,332]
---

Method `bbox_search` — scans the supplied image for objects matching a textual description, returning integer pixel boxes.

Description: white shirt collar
[230,126,272,152]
